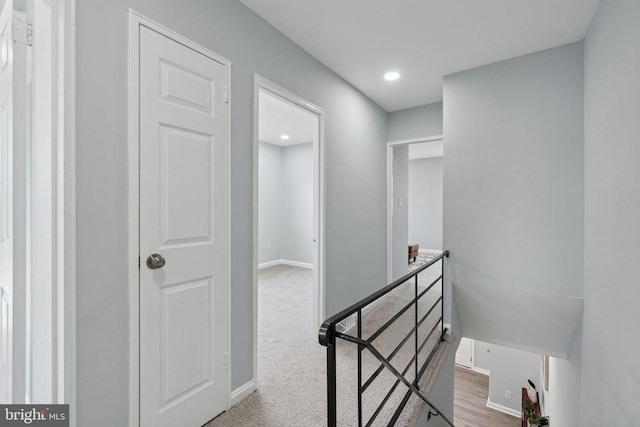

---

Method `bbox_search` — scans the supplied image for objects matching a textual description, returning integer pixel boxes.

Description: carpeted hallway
[207,261,448,426]
[206,265,325,426]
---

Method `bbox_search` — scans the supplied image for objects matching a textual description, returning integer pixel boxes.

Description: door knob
[146,253,166,269]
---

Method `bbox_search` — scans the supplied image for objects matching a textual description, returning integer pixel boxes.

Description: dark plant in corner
[523,395,549,427]
[528,412,549,427]
[523,399,536,419]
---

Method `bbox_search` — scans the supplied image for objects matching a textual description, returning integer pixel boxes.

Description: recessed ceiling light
[280,134,290,140]
[384,71,400,81]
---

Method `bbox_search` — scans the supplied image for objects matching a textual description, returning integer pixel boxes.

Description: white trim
[128,11,232,426]
[281,260,313,269]
[418,248,443,256]
[386,135,443,283]
[41,0,77,415]
[472,367,490,376]
[127,13,140,426]
[388,135,444,148]
[257,260,281,270]
[58,0,77,427]
[30,0,76,408]
[229,380,256,407]
[10,0,30,404]
[386,144,393,283]
[258,259,313,270]
[253,75,326,395]
[486,398,521,418]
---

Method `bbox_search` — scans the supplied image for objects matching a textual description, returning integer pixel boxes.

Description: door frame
[0,0,76,413]
[386,135,443,283]
[29,0,77,410]
[251,75,326,395]
[127,11,232,426]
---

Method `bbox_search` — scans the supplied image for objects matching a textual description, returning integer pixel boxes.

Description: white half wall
[453,280,583,358]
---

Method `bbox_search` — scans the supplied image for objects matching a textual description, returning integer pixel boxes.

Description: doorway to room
[252,76,326,387]
[386,136,444,283]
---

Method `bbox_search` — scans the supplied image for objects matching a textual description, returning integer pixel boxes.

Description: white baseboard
[258,259,281,270]
[472,366,490,376]
[486,398,521,418]
[258,259,313,270]
[281,259,313,269]
[340,297,382,334]
[230,380,256,407]
[418,248,443,255]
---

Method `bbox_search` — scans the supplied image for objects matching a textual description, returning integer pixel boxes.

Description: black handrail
[318,250,453,427]
[319,250,448,346]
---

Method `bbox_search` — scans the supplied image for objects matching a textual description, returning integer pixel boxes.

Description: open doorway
[386,136,443,282]
[452,337,538,426]
[251,75,325,391]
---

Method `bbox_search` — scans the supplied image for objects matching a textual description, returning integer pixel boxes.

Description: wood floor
[454,366,520,427]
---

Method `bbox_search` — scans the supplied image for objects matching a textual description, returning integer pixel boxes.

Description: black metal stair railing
[318,251,454,427]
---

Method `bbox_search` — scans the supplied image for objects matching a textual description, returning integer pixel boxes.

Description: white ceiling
[259,90,318,147]
[408,141,443,160]
[239,0,599,112]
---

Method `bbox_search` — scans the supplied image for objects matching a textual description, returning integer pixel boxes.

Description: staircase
[319,252,455,426]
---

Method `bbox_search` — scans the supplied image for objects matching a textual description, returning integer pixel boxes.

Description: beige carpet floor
[207,262,450,427]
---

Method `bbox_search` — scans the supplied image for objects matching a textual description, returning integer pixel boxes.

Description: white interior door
[139,25,230,427]
[455,337,473,368]
[0,0,15,403]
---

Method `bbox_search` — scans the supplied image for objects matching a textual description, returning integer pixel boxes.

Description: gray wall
[473,340,491,372]
[408,157,443,251]
[258,142,313,265]
[392,145,409,280]
[487,345,540,413]
[443,42,584,299]
[258,142,284,264]
[282,143,313,264]
[416,349,455,427]
[387,102,443,141]
[547,320,582,426]
[76,1,387,424]
[442,42,584,425]
[582,0,640,425]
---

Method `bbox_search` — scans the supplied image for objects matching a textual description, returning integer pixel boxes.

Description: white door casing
[251,76,326,393]
[386,136,443,284]
[138,23,230,427]
[0,0,29,404]
[0,0,14,403]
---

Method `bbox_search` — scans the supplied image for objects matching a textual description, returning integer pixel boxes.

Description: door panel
[455,337,473,368]
[139,25,229,427]
[160,125,214,244]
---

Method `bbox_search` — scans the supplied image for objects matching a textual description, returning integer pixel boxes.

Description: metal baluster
[327,333,337,427]
[441,258,444,339]
[414,274,419,384]
[358,309,363,427]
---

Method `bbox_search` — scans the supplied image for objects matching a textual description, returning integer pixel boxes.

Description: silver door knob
[146,253,166,269]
